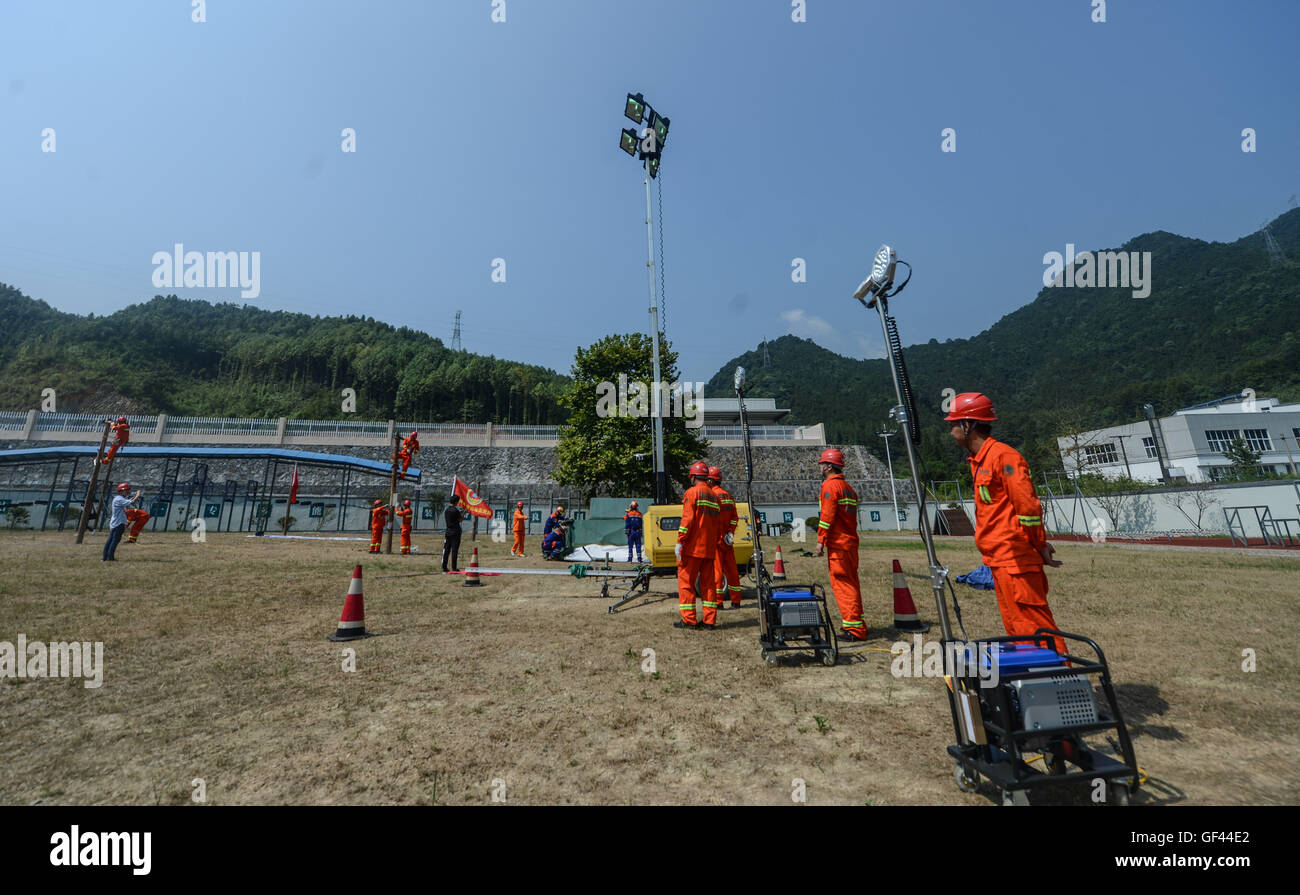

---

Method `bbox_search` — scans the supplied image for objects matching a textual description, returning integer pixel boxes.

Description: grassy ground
[1,528,1297,805]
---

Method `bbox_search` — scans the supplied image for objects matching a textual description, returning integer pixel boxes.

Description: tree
[5,506,30,529]
[1077,474,1146,532]
[554,333,708,498]
[1161,484,1220,531]
[1222,436,1264,481]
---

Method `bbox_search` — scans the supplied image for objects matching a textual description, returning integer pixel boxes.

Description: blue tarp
[955,564,995,589]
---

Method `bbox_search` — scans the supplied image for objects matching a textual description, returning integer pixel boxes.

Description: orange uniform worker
[675,461,722,629]
[124,506,151,543]
[816,448,866,641]
[368,499,389,554]
[623,501,643,562]
[947,393,1066,655]
[398,431,420,478]
[512,501,527,556]
[708,466,742,608]
[103,416,130,464]
[395,499,414,555]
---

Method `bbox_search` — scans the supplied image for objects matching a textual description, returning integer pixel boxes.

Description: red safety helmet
[116,416,127,423]
[516,501,524,508]
[689,461,710,478]
[373,499,384,507]
[944,392,998,422]
[117,482,131,492]
[819,448,845,468]
[403,499,411,507]
[629,500,638,509]
[707,466,722,481]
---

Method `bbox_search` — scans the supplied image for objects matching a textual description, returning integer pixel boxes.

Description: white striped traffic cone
[463,546,483,587]
[891,559,929,632]
[771,544,787,581]
[328,565,376,641]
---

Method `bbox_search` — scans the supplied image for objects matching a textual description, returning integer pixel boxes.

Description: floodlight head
[620,128,639,157]
[734,366,747,394]
[647,154,661,179]
[625,93,646,124]
[650,111,669,149]
[871,244,897,290]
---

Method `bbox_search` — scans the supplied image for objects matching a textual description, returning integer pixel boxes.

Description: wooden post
[75,420,112,544]
[385,432,400,554]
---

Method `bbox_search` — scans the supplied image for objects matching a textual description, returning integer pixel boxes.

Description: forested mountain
[706,210,1300,482]
[0,289,568,423]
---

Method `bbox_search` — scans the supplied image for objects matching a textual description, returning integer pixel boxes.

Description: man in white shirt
[103,482,141,562]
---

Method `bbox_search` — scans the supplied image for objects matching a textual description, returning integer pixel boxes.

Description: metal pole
[644,168,666,504]
[386,433,400,553]
[879,429,900,530]
[1117,435,1132,479]
[871,299,954,641]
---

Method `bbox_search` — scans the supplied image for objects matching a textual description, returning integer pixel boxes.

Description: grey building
[1057,394,1300,484]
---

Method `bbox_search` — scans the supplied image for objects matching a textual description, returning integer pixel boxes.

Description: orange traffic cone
[772,544,787,581]
[891,559,929,632]
[463,546,483,587]
[328,565,375,641]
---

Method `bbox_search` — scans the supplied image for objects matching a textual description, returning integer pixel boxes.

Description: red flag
[453,476,493,519]
[289,464,300,504]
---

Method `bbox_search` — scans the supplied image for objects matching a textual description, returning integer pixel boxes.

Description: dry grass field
[2,528,1297,805]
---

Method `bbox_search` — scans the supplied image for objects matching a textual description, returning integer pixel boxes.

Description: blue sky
[2,0,1296,386]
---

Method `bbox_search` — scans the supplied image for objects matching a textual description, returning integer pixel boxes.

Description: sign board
[204,503,222,518]
[150,501,170,517]
[758,511,767,524]
[309,504,324,518]
[782,511,794,524]
[870,510,881,522]
[422,507,437,520]
[530,511,542,523]
[898,510,907,522]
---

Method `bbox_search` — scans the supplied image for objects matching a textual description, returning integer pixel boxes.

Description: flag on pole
[289,463,300,504]
[453,476,493,519]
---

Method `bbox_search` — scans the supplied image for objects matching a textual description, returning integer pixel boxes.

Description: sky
[2,0,1297,387]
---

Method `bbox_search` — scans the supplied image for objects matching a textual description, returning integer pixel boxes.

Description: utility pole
[75,420,112,544]
[879,427,900,530]
[385,432,400,553]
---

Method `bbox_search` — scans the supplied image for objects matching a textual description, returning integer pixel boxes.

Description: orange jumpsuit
[399,433,420,477]
[968,437,1066,655]
[125,507,150,543]
[818,473,865,639]
[677,482,721,626]
[369,506,390,553]
[396,506,413,554]
[512,508,527,555]
[104,421,130,463]
[712,485,741,607]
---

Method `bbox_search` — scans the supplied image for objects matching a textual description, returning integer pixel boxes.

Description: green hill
[707,209,1300,482]
[0,289,568,424]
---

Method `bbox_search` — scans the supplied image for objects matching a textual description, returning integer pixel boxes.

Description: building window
[1083,443,1119,465]
[1205,465,1232,482]
[1242,428,1273,452]
[1141,436,1157,459]
[1204,429,1239,453]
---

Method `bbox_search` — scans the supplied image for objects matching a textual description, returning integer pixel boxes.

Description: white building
[1057,394,1300,484]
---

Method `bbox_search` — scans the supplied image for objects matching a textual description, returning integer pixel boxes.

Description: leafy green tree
[1222,436,1264,481]
[554,333,708,498]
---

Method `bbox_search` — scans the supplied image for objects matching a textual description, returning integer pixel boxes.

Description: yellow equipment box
[643,502,755,572]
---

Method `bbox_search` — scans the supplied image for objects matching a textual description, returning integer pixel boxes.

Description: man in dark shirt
[443,496,465,572]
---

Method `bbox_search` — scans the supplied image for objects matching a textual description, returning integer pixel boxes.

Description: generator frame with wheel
[759,582,839,667]
[945,629,1140,806]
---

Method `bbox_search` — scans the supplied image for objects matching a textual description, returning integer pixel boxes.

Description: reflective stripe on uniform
[1018,515,1042,526]
[842,619,865,628]
[837,498,858,506]
[678,526,689,533]
[696,499,719,510]
[818,521,830,529]
[978,485,992,503]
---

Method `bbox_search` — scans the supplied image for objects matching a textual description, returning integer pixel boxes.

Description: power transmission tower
[1262,222,1287,266]
[452,310,463,351]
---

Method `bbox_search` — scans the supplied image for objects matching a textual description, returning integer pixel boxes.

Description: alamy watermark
[1042,244,1151,298]
[596,376,704,428]
[890,634,999,688]
[151,243,260,299]
[1,635,104,689]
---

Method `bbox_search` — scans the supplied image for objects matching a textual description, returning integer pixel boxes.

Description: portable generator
[946,633,1140,805]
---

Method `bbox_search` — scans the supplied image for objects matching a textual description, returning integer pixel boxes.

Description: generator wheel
[761,650,777,666]
[1111,782,1131,806]
[953,761,979,793]
[819,648,837,667]
[1000,788,1030,806]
